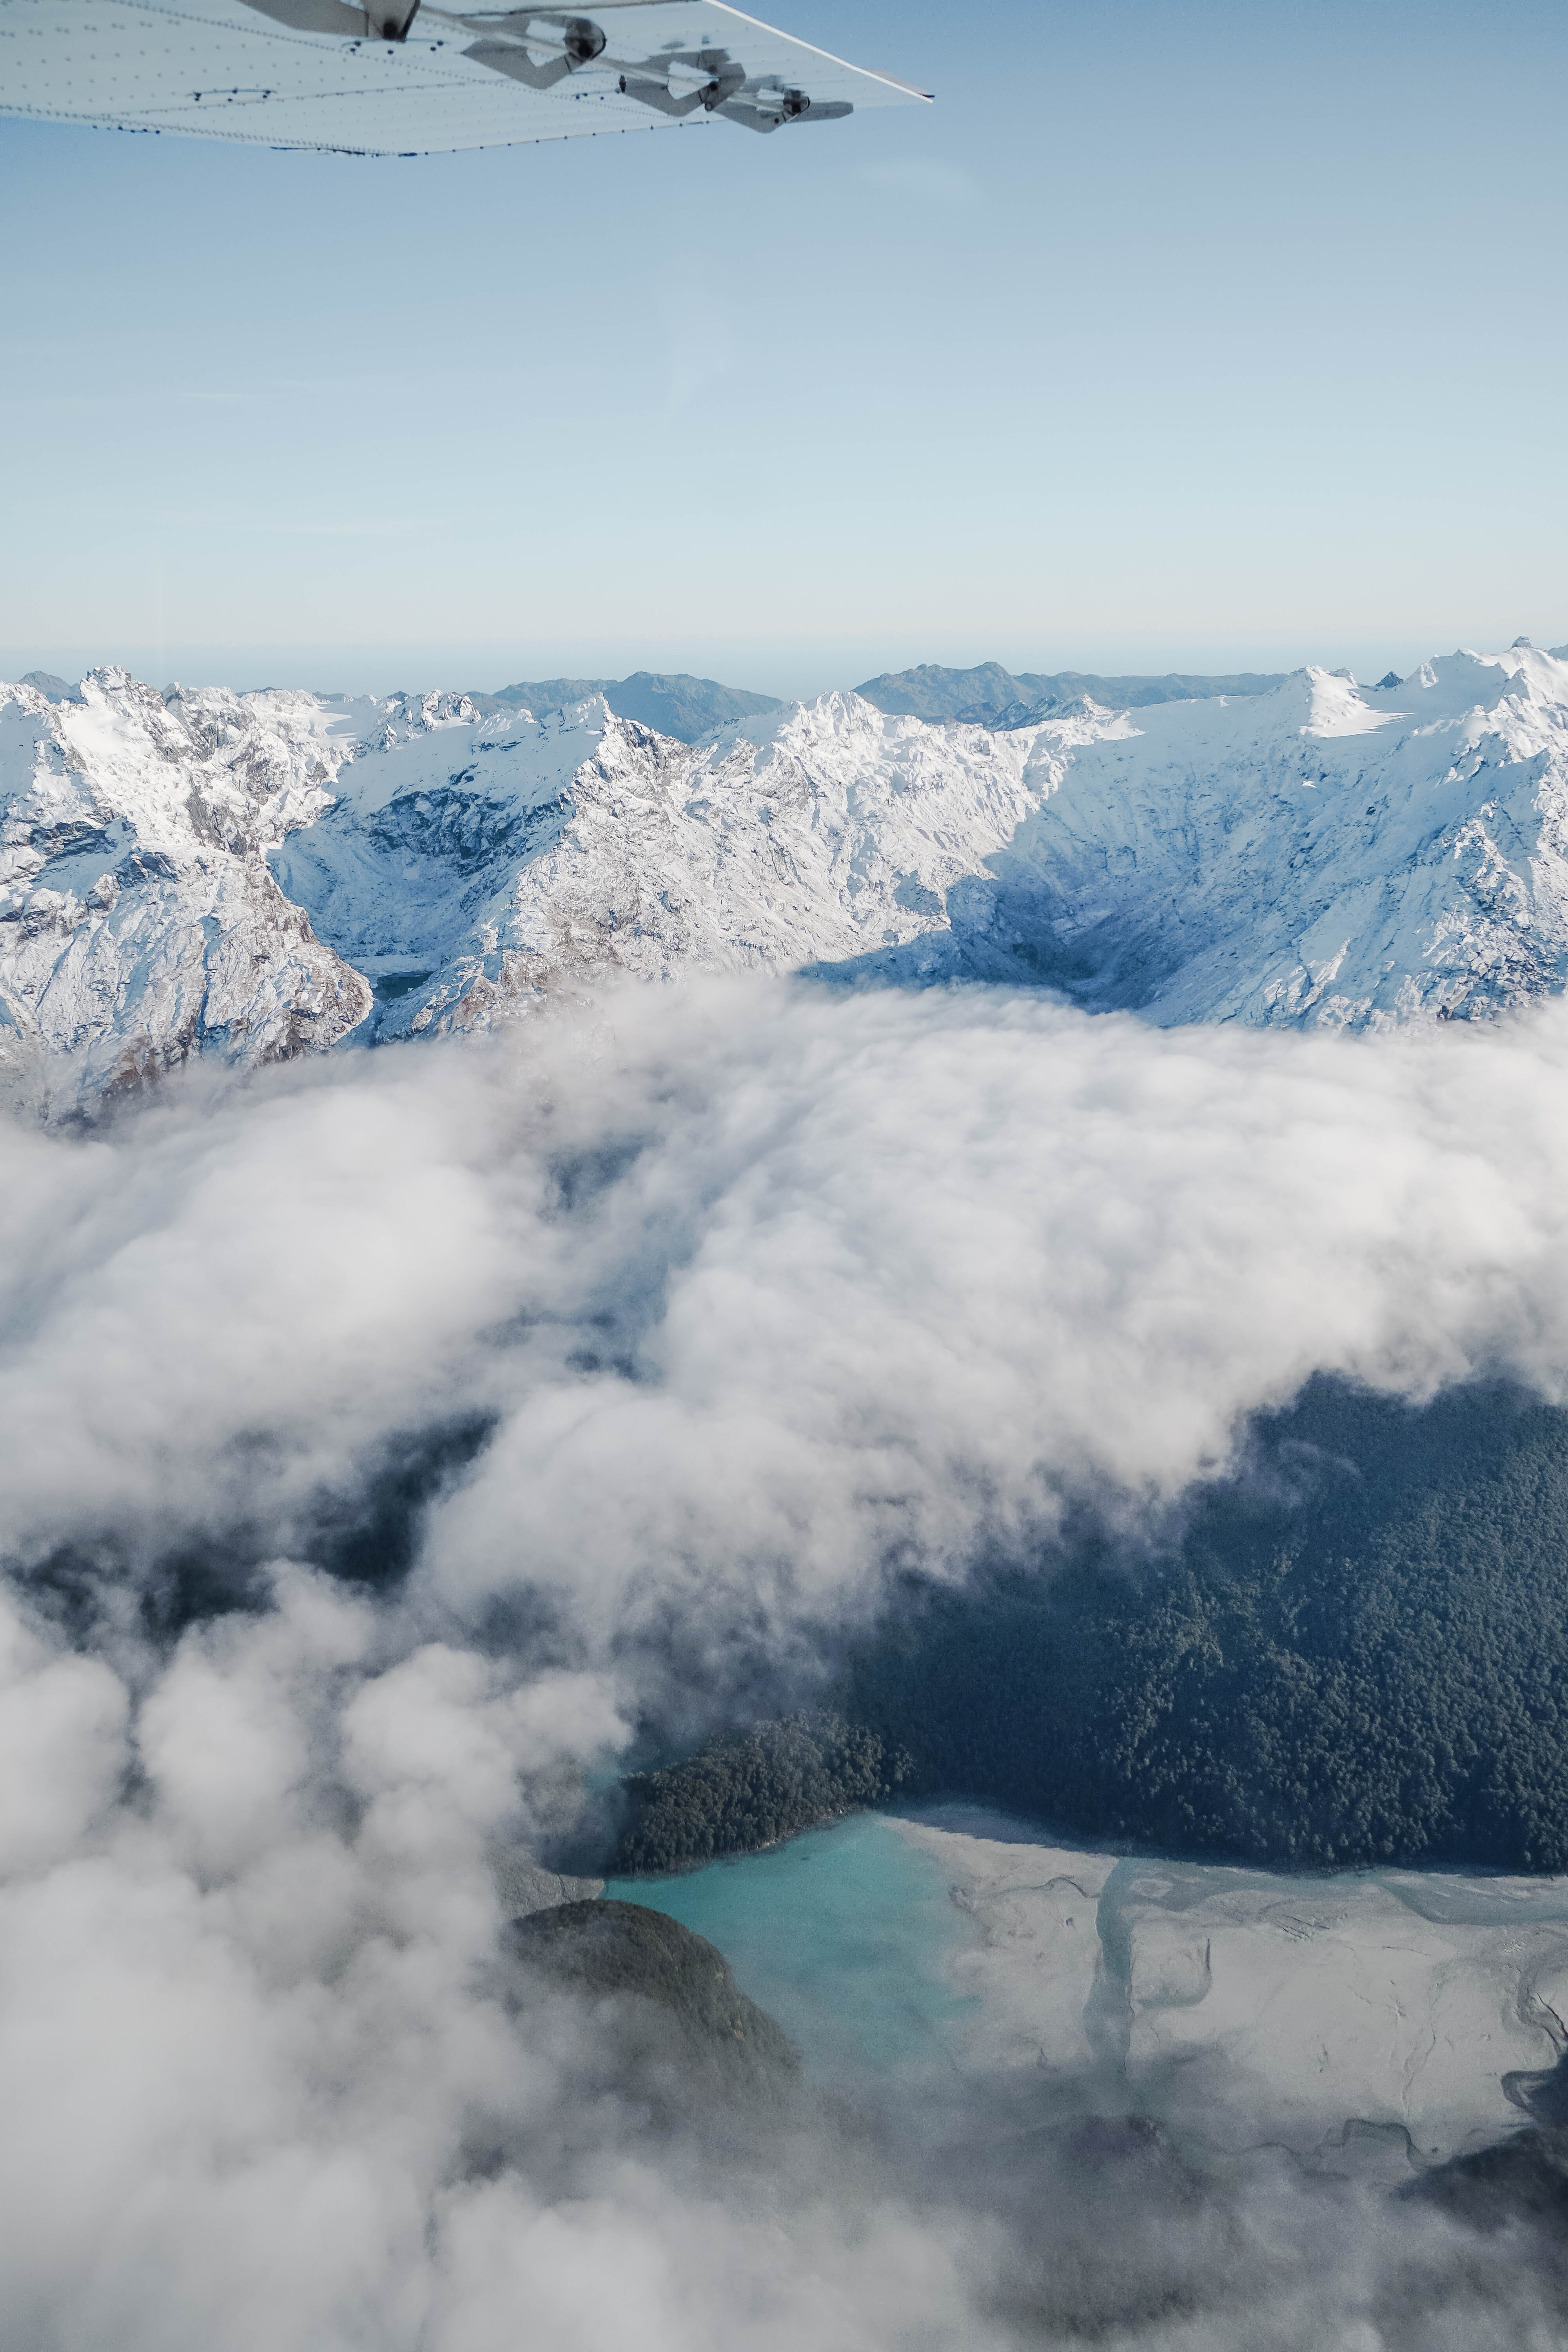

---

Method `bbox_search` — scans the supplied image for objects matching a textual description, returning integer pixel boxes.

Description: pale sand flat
[890,1808,1568,2169]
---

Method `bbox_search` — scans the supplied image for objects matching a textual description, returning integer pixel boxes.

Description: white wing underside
[0,0,928,152]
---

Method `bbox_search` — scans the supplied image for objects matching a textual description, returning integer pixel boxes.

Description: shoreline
[887,1804,1568,2174]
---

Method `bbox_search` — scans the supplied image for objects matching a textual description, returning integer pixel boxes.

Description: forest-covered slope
[615,1379,1568,1875]
[610,1716,913,1875]
[849,1378,1568,1870]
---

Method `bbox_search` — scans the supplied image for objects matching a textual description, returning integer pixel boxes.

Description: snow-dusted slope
[272,689,1093,1042]
[0,671,372,1110]
[864,646,1568,1028]
[7,644,1568,1107]
[189,639,1568,1038]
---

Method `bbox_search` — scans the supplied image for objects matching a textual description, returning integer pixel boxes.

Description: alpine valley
[5,640,1568,1112]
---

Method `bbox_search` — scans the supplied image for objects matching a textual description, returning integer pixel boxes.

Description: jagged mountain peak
[5,644,1568,1112]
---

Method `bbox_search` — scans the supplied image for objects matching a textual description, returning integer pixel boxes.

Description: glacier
[5,642,1568,1110]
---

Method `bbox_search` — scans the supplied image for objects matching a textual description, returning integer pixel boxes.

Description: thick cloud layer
[10,978,1568,2347]
[10,979,1568,1628]
[0,1568,1005,2352]
[4,1566,1566,2352]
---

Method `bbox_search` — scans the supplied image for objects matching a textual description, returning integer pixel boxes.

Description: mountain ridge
[853,660,1294,724]
[488,671,782,742]
[6,644,1568,1112]
[18,667,784,747]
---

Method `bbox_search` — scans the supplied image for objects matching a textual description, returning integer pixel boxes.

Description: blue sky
[3,0,1566,697]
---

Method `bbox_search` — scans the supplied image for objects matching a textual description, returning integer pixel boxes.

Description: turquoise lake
[603,1811,976,2079]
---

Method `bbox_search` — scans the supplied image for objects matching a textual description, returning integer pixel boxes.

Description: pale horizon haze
[4,0,1565,698]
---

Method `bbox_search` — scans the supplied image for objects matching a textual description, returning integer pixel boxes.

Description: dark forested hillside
[613,1380,1568,1877]
[513,1900,798,2073]
[849,1377,1568,1871]
[510,1901,801,2118]
[610,1715,914,1875]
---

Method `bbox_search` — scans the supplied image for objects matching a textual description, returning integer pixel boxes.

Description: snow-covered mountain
[835,647,1568,1026]
[270,684,1079,1047]
[0,673,372,1110]
[854,659,1290,722]
[5,644,1568,1109]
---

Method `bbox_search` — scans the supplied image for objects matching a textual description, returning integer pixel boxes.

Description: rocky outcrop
[0,671,370,1114]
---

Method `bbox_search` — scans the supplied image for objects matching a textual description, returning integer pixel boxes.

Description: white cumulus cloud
[6,977,1568,2346]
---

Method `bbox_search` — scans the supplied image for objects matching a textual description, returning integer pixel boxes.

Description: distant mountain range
[852,661,1295,724]
[21,667,784,746]
[485,671,782,742]
[13,659,1366,739]
[15,657,1450,738]
[6,644,1568,1112]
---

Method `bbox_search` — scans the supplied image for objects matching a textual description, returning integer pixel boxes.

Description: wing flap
[0,0,929,154]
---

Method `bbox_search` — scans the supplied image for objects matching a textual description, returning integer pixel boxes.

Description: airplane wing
[0,0,930,153]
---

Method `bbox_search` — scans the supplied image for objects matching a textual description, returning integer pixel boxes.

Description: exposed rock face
[0,670,371,1113]
[274,688,1072,1045]
[9,644,1568,1112]
[826,650,1568,1026]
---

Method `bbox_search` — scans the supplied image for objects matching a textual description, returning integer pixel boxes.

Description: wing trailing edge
[0,0,930,153]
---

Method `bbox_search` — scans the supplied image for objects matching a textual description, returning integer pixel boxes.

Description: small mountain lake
[605,1803,1568,2144]
[604,1811,975,2079]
